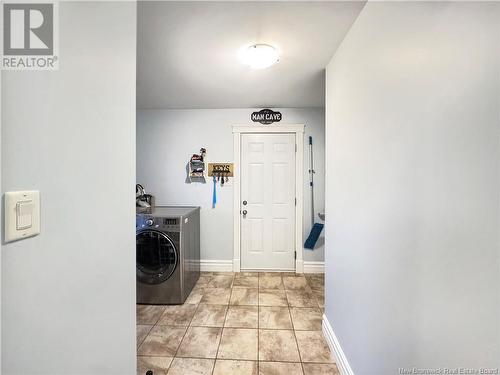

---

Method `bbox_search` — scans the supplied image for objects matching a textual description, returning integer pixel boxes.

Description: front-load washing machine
[136,206,200,304]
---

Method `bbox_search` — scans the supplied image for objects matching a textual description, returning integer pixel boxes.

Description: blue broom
[304,136,324,249]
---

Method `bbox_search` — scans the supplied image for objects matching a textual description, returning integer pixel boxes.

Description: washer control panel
[136,215,180,232]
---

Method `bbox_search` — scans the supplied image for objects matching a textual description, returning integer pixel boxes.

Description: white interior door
[240,133,296,270]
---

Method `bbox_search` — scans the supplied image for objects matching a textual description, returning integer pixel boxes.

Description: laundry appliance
[136,206,200,304]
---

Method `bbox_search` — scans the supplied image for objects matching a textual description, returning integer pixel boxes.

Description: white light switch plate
[5,191,40,243]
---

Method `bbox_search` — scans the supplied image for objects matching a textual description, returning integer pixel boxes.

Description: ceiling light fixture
[239,44,279,69]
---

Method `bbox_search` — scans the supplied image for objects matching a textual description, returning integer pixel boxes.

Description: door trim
[232,124,305,273]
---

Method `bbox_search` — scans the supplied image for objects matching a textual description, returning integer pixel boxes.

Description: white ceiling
[137,1,365,109]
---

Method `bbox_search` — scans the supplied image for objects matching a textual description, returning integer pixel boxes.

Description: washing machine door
[136,229,178,285]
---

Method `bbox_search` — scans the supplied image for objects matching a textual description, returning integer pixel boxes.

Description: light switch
[5,191,40,243]
[16,200,33,230]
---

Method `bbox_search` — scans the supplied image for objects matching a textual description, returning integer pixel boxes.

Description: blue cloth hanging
[212,175,217,208]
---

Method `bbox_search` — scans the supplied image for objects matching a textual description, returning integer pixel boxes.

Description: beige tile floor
[137,272,338,375]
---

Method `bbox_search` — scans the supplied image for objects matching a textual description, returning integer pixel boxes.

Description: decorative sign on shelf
[188,148,206,182]
[251,108,282,125]
[207,163,234,177]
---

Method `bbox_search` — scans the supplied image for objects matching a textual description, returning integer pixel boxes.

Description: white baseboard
[201,259,325,273]
[200,260,233,272]
[323,314,355,375]
[303,261,324,273]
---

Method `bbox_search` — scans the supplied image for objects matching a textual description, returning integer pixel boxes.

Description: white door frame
[232,124,305,273]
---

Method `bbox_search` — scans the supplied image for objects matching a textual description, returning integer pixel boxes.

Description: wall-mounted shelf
[188,148,206,182]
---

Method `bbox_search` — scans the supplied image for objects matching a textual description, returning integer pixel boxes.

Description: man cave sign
[251,109,282,125]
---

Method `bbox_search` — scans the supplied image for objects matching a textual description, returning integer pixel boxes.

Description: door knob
[242,210,247,216]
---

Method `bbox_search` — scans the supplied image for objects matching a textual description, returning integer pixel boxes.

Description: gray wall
[1,2,136,374]
[137,108,325,264]
[0,35,2,372]
[325,2,499,374]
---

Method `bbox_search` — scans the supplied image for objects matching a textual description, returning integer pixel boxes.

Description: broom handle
[309,136,315,226]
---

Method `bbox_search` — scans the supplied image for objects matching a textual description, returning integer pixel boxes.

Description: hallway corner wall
[1,2,137,374]
[324,2,500,373]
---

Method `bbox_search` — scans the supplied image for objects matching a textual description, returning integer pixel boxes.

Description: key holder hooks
[207,163,233,177]
[207,163,233,187]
